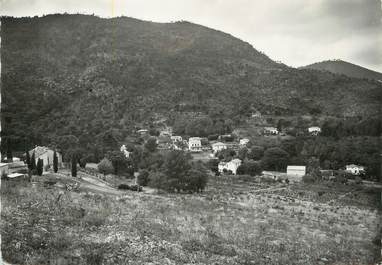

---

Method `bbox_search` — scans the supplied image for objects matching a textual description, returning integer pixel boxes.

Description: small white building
[218,159,242,175]
[120,145,131,158]
[211,142,227,153]
[171,136,183,143]
[188,137,202,152]
[308,126,321,136]
[3,157,21,162]
[251,111,261,118]
[239,138,250,146]
[137,129,148,135]
[287,165,306,181]
[264,127,279,135]
[0,163,9,177]
[160,131,172,137]
[345,164,365,175]
[29,146,63,171]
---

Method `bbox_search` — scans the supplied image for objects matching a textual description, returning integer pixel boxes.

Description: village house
[29,146,63,171]
[218,159,242,175]
[345,164,365,175]
[287,165,306,181]
[120,145,131,158]
[160,130,172,137]
[239,138,250,146]
[188,137,202,152]
[211,142,227,153]
[137,129,148,135]
[2,157,21,162]
[171,136,183,143]
[251,111,261,118]
[264,127,279,135]
[308,126,321,136]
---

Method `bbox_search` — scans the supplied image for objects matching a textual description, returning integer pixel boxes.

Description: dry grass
[1,176,380,264]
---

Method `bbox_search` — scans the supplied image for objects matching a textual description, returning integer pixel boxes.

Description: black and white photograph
[0,0,381,264]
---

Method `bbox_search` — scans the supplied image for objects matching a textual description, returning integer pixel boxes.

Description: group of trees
[321,117,381,138]
[24,149,59,176]
[97,137,209,193]
[172,116,233,137]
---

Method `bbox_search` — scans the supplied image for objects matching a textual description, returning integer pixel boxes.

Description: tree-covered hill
[300,60,382,81]
[1,14,381,153]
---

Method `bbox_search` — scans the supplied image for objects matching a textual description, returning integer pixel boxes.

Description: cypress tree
[6,138,13,163]
[71,158,77,177]
[31,151,36,170]
[36,158,43,176]
[53,150,58,173]
[26,149,31,169]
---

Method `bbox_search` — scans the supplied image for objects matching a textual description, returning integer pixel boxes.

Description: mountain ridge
[1,14,381,151]
[300,60,382,81]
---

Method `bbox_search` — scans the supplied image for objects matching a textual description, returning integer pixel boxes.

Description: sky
[1,0,381,72]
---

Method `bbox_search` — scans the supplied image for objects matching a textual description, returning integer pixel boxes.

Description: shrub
[137,170,150,186]
[117,183,142,191]
[207,134,219,141]
[302,174,315,183]
[129,184,142,192]
[98,158,114,175]
[117,184,130,190]
[1,172,8,179]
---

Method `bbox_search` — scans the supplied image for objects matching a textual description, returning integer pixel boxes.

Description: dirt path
[43,170,124,196]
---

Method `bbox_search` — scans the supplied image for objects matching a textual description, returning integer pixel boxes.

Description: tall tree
[261,147,290,171]
[6,138,13,163]
[25,148,31,169]
[36,158,43,176]
[144,137,158,153]
[53,150,58,173]
[30,151,36,170]
[71,157,77,177]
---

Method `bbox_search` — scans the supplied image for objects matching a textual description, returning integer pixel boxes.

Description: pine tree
[53,150,58,173]
[31,151,36,170]
[71,158,77,177]
[36,158,43,176]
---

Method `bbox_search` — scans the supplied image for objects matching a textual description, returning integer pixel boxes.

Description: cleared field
[1,175,380,265]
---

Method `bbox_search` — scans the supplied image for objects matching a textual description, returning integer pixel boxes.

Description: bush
[117,184,130,190]
[302,174,315,183]
[208,134,219,141]
[1,172,8,179]
[129,184,143,192]
[98,158,114,175]
[117,183,142,191]
[237,161,262,176]
[137,170,149,186]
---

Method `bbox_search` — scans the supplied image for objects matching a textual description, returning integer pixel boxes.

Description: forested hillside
[1,14,381,153]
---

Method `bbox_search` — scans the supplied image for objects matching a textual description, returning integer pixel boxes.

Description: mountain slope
[300,60,382,81]
[1,14,381,151]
